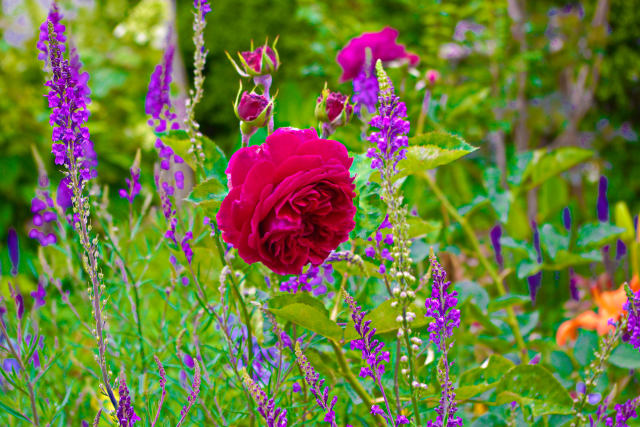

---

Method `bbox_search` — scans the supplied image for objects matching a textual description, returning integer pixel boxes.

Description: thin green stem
[421,171,528,360]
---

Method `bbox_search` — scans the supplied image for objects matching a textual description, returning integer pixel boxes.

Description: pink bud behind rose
[426,69,440,84]
[237,92,270,122]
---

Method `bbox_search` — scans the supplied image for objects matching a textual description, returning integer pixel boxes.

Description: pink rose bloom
[336,27,419,82]
[217,127,356,275]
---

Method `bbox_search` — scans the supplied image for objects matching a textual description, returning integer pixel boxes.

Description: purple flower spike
[616,239,627,261]
[490,225,503,269]
[295,341,338,426]
[8,228,19,276]
[15,292,24,320]
[532,221,542,263]
[569,268,579,301]
[119,166,141,204]
[610,397,639,426]
[597,175,609,222]
[562,207,572,231]
[242,368,287,427]
[352,68,378,115]
[116,376,140,427]
[528,271,543,305]
[622,286,640,351]
[193,0,211,17]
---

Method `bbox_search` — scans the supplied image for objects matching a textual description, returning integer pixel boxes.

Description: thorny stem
[421,171,528,361]
[0,320,39,426]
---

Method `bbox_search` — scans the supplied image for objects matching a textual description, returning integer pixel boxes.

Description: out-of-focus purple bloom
[618,122,638,142]
[31,278,47,308]
[183,353,195,369]
[563,207,572,231]
[597,176,609,222]
[616,239,627,261]
[336,27,419,82]
[8,228,19,276]
[371,405,385,416]
[453,20,485,42]
[367,61,410,174]
[280,263,334,296]
[15,292,24,320]
[528,221,543,304]
[438,43,471,60]
[57,178,72,209]
[490,225,503,269]
[569,268,579,301]
[181,232,194,264]
[116,376,140,427]
[292,382,301,393]
[529,353,541,365]
[3,359,19,375]
[588,393,602,405]
[396,415,410,425]
[242,369,287,427]
[352,67,378,116]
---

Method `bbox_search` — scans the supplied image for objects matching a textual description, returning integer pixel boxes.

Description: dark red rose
[336,27,419,82]
[217,127,356,275]
[236,92,270,122]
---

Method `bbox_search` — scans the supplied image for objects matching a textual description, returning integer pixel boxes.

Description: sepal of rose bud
[226,37,280,78]
[315,83,353,127]
[234,84,274,134]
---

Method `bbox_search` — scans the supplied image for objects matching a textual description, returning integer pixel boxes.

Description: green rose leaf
[268,293,343,342]
[495,365,574,416]
[399,131,478,177]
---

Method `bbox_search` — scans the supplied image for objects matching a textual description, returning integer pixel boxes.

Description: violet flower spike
[527,221,543,304]
[622,284,640,351]
[8,228,19,276]
[425,255,462,427]
[343,289,394,424]
[295,341,338,426]
[151,355,167,427]
[176,360,202,427]
[241,368,287,427]
[116,376,141,427]
[489,224,503,269]
[597,175,609,222]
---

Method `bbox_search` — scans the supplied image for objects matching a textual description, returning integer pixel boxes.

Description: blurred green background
[1,0,639,244]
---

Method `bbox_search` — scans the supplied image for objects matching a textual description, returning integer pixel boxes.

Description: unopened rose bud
[226,38,280,78]
[315,84,354,138]
[426,69,440,85]
[234,86,275,145]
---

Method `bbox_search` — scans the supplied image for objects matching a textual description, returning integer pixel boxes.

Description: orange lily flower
[556,275,639,346]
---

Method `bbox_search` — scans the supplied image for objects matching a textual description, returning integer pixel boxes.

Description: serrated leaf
[268,293,342,341]
[343,299,429,341]
[457,354,515,401]
[495,365,574,416]
[399,131,477,177]
[576,223,625,248]
[186,176,228,211]
[519,147,593,191]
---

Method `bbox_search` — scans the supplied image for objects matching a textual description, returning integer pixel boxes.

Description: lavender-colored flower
[178,360,202,426]
[425,256,462,427]
[116,377,140,427]
[343,290,393,422]
[15,292,24,320]
[490,224,503,269]
[31,278,46,308]
[366,60,410,174]
[242,368,287,427]
[295,341,338,426]
[528,221,543,304]
[7,228,19,276]
[622,286,640,351]
[597,175,609,222]
[29,189,59,247]
[563,207,572,231]
[569,268,579,301]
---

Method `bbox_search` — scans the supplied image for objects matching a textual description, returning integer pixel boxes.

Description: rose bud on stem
[234,83,275,147]
[315,84,353,138]
[226,37,280,93]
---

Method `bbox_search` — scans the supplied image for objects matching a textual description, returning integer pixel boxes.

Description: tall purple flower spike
[597,175,609,222]
[562,207,572,231]
[528,221,543,304]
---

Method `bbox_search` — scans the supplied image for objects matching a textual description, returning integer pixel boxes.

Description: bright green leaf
[268,293,343,341]
[399,131,478,177]
[457,354,515,401]
[519,147,593,191]
[576,223,625,248]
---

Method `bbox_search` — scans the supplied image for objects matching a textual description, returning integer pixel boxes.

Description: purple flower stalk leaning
[597,175,609,222]
[151,356,167,427]
[294,341,338,426]
[241,368,287,427]
[119,154,141,204]
[425,255,462,427]
[343,289,394,423]
[607,397,639,426]
[352,66,379,116]
[146,41,178,133]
